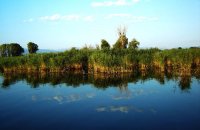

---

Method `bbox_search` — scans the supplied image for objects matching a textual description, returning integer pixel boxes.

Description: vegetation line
[0,27,200,74]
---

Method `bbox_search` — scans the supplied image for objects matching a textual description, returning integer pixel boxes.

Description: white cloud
[23,18,34,23]
[105,13,159,22]
[132,0,140,3]
[91,0,130,7]
[131,16,159,22]
[115,0,130,6]
[39,14,95,22]
[105,13,132,19]
[27,12,157,24]
[40,14,80,21]
[91,0,140,7]
[83,16,95,22]
[62,14,80,21]
[40,14,61,21]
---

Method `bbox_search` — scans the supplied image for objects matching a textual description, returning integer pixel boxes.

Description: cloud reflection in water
[45,93,97,104]
[96,106,144,113]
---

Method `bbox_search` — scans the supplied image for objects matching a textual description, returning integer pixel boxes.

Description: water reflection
[0,71,200,130]
[51,94,82,104]
[96,105,144,113]
[30,92,97,105]
[179,76,192,90]
[0,69,200,91]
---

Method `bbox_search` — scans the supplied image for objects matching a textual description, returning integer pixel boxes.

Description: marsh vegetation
[0,27,200,74]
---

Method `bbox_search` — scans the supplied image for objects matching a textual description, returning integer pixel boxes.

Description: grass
[0,47,200,73]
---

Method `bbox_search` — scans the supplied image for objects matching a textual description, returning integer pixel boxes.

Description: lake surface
[0,72,200,130]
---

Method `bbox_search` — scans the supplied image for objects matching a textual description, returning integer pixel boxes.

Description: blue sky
[0,0,200,49]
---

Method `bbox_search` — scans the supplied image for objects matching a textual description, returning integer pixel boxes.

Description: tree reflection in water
[0,69,200,92]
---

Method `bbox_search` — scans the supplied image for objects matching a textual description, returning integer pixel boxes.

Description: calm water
[0,72,200,130]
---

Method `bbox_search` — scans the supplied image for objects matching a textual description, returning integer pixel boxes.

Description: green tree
[101,39,110,50]
[27,42,38,54]
[10,43,24,56]
[128,39,140,49]
[0,44,8,57]
[113,26,128,49]
[0,43,24,57]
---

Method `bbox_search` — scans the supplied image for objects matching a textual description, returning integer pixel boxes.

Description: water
[0,73,200,130]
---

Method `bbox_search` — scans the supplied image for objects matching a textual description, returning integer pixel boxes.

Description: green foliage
[128,38,140,49]
[10,43,24,56]
[27,42,38,54]
[0,44,8,57]
[0,43,24,57]
[161,49,194,65]
[101,39,110,50]
[0,46,200,73]
[113,35,128,49]
[90,50,122,67]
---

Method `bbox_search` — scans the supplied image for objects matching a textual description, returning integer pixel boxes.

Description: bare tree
[114,26,128,49]
[117,26,127,36]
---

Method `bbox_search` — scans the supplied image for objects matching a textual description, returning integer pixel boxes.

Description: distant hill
[23,49,64,54]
